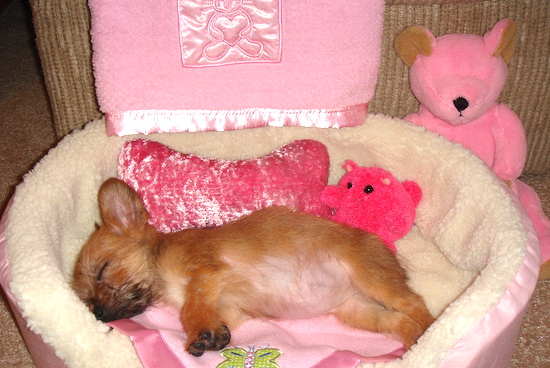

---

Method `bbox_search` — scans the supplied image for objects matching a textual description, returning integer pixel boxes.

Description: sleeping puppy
[72,178,434,357]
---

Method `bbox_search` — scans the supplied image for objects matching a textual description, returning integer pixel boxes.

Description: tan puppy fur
[72,178,434,357]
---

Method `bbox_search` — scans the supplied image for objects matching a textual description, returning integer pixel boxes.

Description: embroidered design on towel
[179,0,282,67]
[217,346,282,368]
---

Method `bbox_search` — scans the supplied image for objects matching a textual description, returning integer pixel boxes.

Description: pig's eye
[347,182,353,189]
[364,185,374,194]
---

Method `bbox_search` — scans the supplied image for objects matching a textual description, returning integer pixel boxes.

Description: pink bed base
[0,190,540,368]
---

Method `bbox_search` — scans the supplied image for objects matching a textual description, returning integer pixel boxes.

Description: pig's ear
[343,160,359,173]
[321,185,341,209]
[97,178,149,234]
[395,25,435,67]
[402,180,422,207]
[484,18,517,64]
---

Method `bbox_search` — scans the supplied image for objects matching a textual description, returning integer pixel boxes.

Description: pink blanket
[89,0,385,135]
[109,305,404,368]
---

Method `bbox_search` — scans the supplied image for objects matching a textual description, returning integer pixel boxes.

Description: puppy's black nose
[93,305,105,320]
[453,97,469,112]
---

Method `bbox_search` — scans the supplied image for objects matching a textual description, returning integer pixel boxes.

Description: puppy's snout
[93,304,118,322]
[93,305,106,321]
[453,97,469,112]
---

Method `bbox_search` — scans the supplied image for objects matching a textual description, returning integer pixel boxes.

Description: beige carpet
[0,0,548,367]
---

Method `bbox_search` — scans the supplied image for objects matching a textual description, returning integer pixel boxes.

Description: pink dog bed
[0,115,539,368]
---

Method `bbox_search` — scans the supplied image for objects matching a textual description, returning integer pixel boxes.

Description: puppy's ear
[97,178,149,234]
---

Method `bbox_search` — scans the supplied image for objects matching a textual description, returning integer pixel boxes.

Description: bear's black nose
[453,97,469,112]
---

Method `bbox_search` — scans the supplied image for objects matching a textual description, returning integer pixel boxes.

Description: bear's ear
[394,26,435,67]
[484,19,517,64]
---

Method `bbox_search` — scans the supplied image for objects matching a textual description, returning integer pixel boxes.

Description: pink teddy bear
[321,161,422,252]
[395,19,550,275]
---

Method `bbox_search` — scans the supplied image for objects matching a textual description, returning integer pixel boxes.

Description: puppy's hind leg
[332,295,429,350]
[339,242,435,349]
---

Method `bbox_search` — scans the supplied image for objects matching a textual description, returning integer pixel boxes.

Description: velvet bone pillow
[117,139,331,232]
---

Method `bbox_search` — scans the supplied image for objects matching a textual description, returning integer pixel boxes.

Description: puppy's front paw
[187,325,231,357]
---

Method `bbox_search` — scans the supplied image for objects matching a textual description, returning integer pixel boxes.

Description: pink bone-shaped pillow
[118,139,331,233]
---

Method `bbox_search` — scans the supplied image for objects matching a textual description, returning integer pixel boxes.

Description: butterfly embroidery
[217,346,281,368]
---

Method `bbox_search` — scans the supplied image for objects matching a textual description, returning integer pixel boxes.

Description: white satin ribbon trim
[105,104,368,136]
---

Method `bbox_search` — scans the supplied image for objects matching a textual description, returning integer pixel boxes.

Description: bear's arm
[491,104,527,181]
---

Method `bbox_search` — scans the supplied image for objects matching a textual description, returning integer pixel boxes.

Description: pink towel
[89,0,385,135]
[109,305,404,368]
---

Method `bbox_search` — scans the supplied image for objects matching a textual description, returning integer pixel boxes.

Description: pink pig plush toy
[321,161,422,253]
[395,18,550,276]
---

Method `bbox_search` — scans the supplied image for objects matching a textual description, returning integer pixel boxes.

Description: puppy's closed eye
[97,262,109,281]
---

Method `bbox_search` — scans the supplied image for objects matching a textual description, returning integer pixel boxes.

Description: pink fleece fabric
[118,139,331,233]
[89,0,385,135]
[402,19,550,265]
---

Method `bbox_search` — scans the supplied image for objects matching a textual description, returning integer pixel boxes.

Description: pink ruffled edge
[105,104,368,136]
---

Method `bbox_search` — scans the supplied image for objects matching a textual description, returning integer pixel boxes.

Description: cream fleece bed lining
[5,114,530,368]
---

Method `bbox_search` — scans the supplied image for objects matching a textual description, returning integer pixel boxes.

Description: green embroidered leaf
[217,348,247,368]
[216,347,282,368]
[253,348,281,368]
